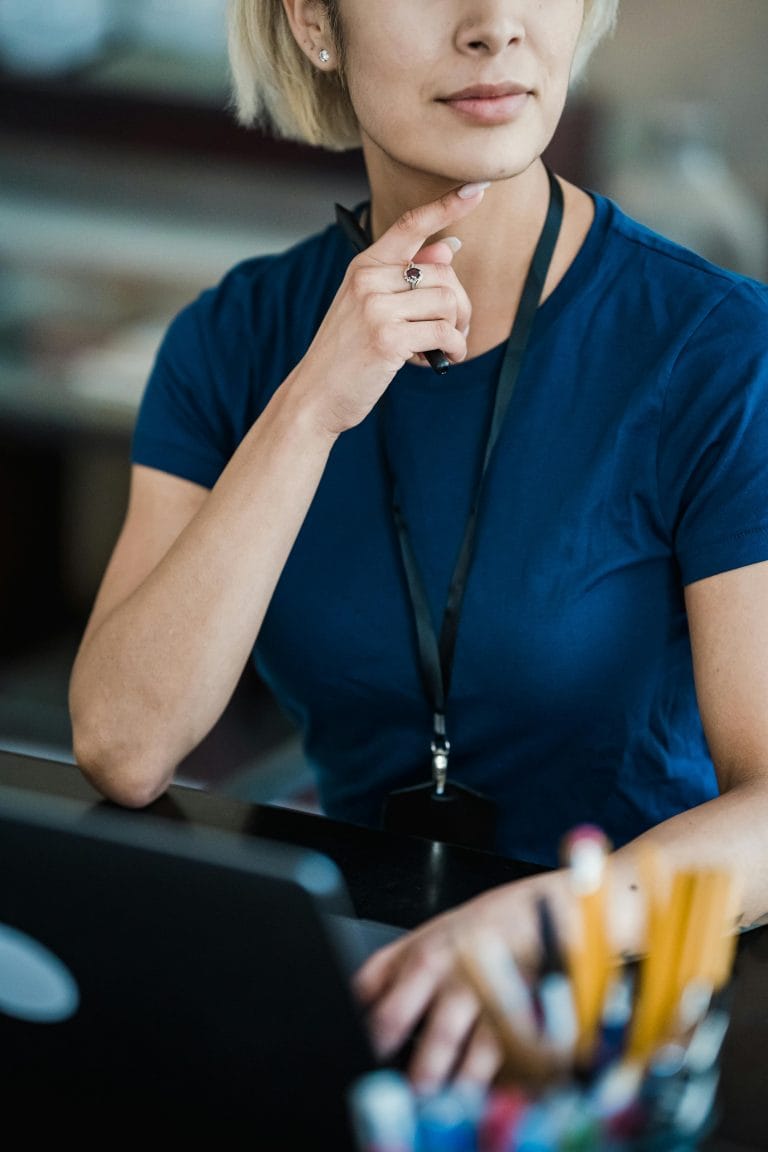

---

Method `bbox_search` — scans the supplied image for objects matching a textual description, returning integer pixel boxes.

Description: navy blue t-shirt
[132,191,768,866]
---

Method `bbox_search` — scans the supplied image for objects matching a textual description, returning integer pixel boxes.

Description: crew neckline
[332,189,611,391]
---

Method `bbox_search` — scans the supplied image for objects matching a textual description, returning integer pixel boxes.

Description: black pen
[334,202,451,376]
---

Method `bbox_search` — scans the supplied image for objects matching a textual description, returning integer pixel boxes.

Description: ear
[281,0,337,70]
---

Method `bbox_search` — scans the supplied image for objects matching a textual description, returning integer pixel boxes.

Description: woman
[69,1,768,1088]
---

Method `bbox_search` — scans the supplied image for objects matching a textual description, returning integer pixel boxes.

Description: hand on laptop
[352,854,644,1092]
[351,869,576,1090]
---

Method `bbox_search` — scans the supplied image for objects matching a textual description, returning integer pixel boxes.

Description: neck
[367,152,550,262]
[364,154,574,358]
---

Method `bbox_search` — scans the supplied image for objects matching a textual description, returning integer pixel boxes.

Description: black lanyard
[379,168,563,795]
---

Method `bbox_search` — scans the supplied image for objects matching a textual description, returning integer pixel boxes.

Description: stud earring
[318,48,330,63]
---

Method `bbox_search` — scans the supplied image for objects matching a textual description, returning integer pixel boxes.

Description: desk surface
[1,749,766,1151]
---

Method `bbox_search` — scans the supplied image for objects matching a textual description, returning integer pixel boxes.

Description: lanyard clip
[431,714,450,796]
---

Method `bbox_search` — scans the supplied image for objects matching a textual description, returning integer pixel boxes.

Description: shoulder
[592,191,768,334]
[150,217,352,422]
[134,219,353,486]
[573,188,764,368]
[179,220,350,353]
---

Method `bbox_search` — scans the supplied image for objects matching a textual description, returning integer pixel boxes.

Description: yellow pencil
[627,868,695,1062]
[561,825,613,1065]
[635,842,669,963]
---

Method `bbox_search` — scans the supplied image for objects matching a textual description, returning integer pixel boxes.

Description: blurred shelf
[0,123,368,442]
[0,64,367,174]
[70,44,231,106]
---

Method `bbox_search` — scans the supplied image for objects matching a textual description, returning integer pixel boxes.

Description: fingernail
[461,324,470,338]
[458,181,491,199]
[442,235,462,252]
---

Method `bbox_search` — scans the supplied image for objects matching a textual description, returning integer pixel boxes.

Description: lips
[441,83,531,101]
[438,82,532,125]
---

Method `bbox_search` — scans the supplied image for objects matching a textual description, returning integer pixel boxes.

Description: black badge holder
[381,737,497,852]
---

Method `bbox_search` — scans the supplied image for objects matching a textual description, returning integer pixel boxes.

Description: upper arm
[81,463,209,644]
[685,559,768,792]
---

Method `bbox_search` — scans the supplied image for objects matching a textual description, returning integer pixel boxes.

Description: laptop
[0,784,402,1147]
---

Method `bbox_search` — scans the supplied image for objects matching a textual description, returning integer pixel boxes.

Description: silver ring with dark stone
[403,262,423,289]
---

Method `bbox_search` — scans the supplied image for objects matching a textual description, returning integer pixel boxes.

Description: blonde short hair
[227,0,619,152]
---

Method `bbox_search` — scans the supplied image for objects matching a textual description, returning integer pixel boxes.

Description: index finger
[371,181,490,265]
[353,935,406,1005]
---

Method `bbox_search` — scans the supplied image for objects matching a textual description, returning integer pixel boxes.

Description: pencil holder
[348,828,739,1152]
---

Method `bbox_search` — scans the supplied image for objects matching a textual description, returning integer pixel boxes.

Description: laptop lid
[0,784,381,1146]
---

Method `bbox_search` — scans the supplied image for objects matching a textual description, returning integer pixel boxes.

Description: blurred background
[1,0,766,798]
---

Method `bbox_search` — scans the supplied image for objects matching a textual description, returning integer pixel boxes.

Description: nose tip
[457,18,525,55]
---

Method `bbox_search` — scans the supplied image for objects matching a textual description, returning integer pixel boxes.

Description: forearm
[609,779,768,938]
[70,375,336,805]
[477,781,768,970]
[70,182,486,805]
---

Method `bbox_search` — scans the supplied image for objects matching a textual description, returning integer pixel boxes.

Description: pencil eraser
[560,824,611,864]
[565,823,608,848]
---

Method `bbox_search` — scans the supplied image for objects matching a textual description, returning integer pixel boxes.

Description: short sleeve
[131,289,238,490]
[657,281,768,585]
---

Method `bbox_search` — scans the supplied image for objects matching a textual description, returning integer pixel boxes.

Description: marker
[638,1042,688,1130]
[682,1008,730,1076]
[543,1087,601,1152]
[673,979,713,1040]
[511,1087,599,1152]
[478,1087,531,1152]
[334,202,451,375]
[671,1067,721,1141]
[587,1058,645,1144]
[510,1096,560,1152]
[415,1083,483,1152]
[591,969,634,1073]
[347,1069,417,1152]
[534,896,579,1061]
